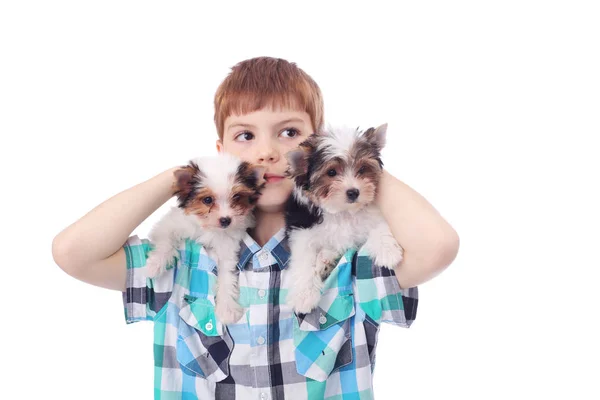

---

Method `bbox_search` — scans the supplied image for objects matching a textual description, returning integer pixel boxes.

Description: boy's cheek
[219,148,248,162]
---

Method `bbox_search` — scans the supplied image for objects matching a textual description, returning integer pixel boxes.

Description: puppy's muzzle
[219,217,232,228]
[346,188,360,202]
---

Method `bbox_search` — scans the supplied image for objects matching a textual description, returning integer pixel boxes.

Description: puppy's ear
[285,149,308,178]
[237,164,265,204]
[285,134,318,178]
[251,165,267,183]
[237,162,266,190]
[172,162,199,206]
[364,123,387,150]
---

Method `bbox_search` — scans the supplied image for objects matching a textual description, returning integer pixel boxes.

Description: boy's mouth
[264,173,285,184]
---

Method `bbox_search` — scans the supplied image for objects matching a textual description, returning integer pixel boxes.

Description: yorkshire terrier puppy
[146,153,265,324]
[284,123,404,314]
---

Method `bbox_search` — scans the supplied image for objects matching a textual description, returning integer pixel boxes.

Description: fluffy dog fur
[284,124,404,314]
[145,153,265,324]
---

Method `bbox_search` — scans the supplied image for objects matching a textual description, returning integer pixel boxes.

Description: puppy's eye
[358,166,366,174]
[327,169,337,177]
[232,194,241,201]
[202,197,213,205]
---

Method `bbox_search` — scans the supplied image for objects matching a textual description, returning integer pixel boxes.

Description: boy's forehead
[225,108,311,129]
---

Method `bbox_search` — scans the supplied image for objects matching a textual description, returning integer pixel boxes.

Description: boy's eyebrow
[227,123,256,131]
[275,118,305,127]
[227,118,305,132]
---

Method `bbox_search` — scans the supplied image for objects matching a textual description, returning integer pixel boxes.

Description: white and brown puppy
[146,153,265,324]
[284,124,403,314]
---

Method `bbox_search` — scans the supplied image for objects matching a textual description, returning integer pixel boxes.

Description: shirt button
[259,250,270,261]
[205,320,213,331]
[258,289,266,298]
[319,314,327,325]
[260,393,267,400]
[257,336,265,345]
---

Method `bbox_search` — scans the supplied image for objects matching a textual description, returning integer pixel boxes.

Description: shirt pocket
[292,290,355,381]
[176,294,234,382]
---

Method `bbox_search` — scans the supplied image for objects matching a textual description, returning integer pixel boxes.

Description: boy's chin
[255,183,293,213]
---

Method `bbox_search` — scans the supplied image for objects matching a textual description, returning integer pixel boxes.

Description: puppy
[284,123,404,314]
[145,153,265,324]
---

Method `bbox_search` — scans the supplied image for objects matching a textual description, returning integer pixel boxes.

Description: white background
[2,1,599,399]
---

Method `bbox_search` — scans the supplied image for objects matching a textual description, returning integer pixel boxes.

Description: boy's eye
[327,169,337,177]
[235,131,254,142]
[202,196,213,205]
[280,128,299,138]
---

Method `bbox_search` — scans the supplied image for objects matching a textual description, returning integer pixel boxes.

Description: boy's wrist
[163,166,181,197]
[375,169,392,208]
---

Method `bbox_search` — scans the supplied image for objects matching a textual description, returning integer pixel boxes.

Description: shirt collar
[236,227,290,270]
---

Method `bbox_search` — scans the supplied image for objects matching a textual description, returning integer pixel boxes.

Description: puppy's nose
[219,217,232,228]
[346,188,360,201]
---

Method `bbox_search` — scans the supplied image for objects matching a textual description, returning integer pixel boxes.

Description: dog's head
[173,153,265,229]
[285,123,387,214]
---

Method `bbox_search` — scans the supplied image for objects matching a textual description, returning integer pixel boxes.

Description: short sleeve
[121,235,174,323]
[353,246,418,327]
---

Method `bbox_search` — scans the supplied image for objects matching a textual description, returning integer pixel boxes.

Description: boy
[52,56,459,399]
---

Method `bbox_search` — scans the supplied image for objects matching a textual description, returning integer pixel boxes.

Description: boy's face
[217,107,314,213]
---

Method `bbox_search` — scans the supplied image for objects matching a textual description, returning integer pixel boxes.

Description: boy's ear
[363,123,387,150]
[216,139,223,153]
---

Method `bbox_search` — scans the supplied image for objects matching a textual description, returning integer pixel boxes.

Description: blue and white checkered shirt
[122,227,418,399]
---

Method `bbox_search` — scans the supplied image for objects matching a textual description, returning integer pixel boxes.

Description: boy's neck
[250,209,285,247]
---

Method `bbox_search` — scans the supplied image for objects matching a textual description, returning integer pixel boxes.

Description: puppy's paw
[215,297,244,325]
[364,237,404,269]
[146,250,172,278]
[316,249,340,280]
[287,285,322,314]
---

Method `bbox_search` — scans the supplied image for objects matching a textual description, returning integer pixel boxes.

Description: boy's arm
[52,167,179,292]
[376,170,460,288]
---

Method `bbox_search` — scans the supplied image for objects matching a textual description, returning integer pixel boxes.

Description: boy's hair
[214,57,324,140]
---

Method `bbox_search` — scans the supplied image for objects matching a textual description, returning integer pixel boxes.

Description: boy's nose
[258,151,277,163]
[219,217,231,228]
[256,139,279,163]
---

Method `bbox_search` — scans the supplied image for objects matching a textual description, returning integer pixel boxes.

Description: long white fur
[319,123,359,160]
[145,154,256,324]
[286,125,404,314]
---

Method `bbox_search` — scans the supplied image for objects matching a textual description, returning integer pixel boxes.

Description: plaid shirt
[122,227,418,400]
